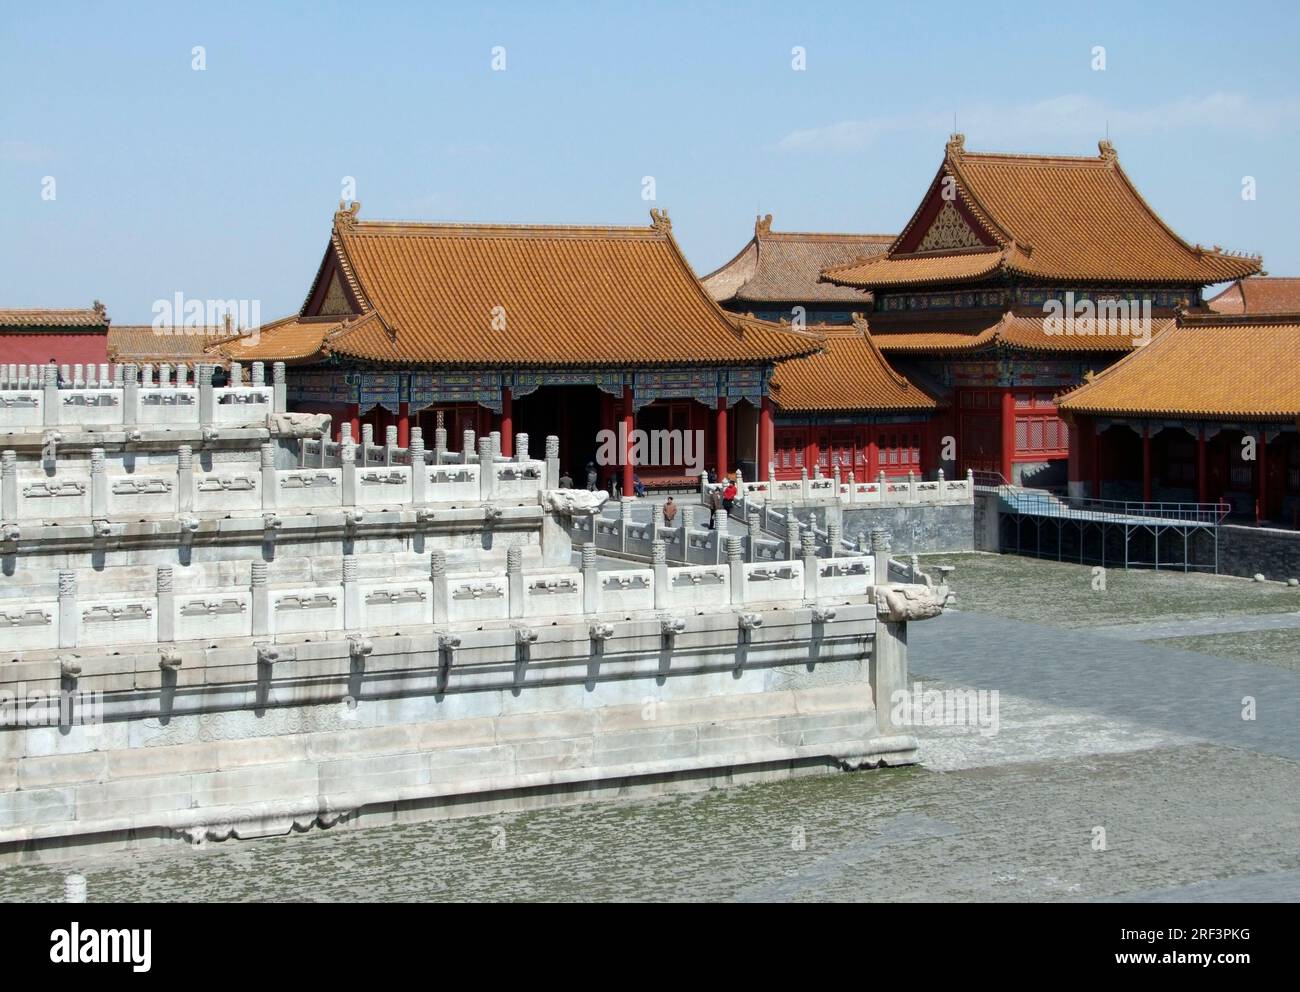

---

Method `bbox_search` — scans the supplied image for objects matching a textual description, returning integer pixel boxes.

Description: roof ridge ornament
[755,213,773,237]
[946,132,965,157]
[1098,138,1117,161]
[649,208,672,233]
[335,199,361,230]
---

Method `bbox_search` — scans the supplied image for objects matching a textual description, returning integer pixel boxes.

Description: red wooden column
[500,388,513,458]
[1256,429,1268,523]
[1000,388,1015,483]
[622,386,635,497]
[759,396,774,481]
[1196,427,1208,504]
[715,397,728,479]
[1141,425,1152,503]
[1091,421,1102,499]
[347,403,360,443]
[397,402,410,448]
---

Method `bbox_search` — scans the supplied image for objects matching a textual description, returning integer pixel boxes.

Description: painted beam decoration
[409,371,503,413]
[511,369,625,401]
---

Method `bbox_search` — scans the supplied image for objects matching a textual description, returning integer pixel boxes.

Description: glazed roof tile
[1056,315,1300,419]
[1207,277,1300,315]
[748,316,936,413]
[702,215,891,304]
[261,206,819,368]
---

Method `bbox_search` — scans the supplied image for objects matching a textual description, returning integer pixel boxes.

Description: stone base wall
[840,502,974,555]
[1193,524,1300,581]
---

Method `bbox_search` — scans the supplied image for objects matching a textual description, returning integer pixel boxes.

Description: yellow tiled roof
[0,305,108,329]
[867,308,1163,355]
[208,314,354,364]
[276,206,820,368]
[1056,316,1300,419]
[750,317,936,413]
[1207,277,1300,315]
[701,215,891,303]
[110,325,245,362]
[825,137,1261,289]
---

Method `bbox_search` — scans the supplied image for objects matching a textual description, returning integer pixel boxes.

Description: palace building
[218,204,820,493]
[0,303,111,366]
[1057,313,1300,524]
[823,135,1261,486]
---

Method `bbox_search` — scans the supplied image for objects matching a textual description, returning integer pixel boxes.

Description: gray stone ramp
[908,611,1300,761]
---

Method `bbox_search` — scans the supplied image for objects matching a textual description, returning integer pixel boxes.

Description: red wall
[0,332,109,366]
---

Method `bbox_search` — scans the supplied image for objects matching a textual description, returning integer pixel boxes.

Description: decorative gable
[318,272,354,316]
[915,201,984,252]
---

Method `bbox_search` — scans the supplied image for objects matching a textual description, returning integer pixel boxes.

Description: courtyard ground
[923,551,1300,671]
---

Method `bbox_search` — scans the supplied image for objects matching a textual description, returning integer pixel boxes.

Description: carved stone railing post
[461,429,475,465]
[385,426,398,466]
[176,445,194,513]
[478,437,495,501]
[507,546,524,619]
[434,417,448,463]
[251,561,270,637]
[43,364,60,428]
[545,435,560,490]
[1,450,17,522]
[847,471,856,504]
[260,443,277,510]
[714,506,728,564]
[745,507,759,563]
[361,424,374,463]
[871,527,891,585]
[489,431,501,460]
[90,448,108,518]
[581,543,599,614]
[156,566,175,642]
[430,551,448,624]
[649,502,663,538]
[827,520,842,557]
[651,540,668,609]
[801,529,818,601]
[785,506,800,561]
[800,467,809,500]
[58,569,77,649]
[343,555,361,630]
[340,425,358,506]
[726,536,745,606]
[619,496,634,554]
[409,427,426,505]
[175,364,189,387]
[228,362,243,389]
[250,361,264,388]
[197,363,214,426]
[515,432,529,463]
[272,362,287,413]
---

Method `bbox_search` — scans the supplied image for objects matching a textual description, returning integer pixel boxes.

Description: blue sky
[2,0,1298,322]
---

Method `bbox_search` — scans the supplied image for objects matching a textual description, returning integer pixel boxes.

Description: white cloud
[776,92,1300,152]
[0,140,53,162]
